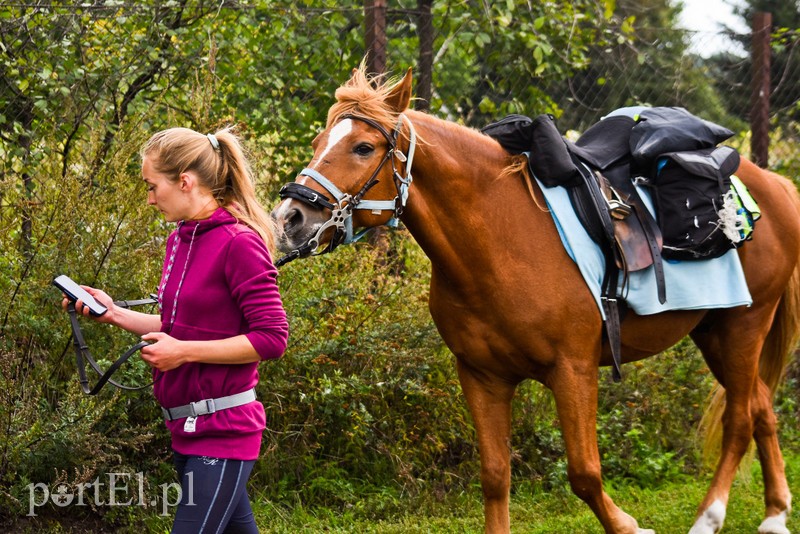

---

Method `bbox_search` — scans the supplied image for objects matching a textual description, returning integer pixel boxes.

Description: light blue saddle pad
[536,177,752,318]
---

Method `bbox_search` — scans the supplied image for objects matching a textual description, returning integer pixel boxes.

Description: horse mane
[327,65,403,131]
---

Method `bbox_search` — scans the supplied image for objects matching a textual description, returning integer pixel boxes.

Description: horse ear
[385,67,413,112]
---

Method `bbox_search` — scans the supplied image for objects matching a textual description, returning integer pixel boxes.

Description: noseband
[276,113,417,267]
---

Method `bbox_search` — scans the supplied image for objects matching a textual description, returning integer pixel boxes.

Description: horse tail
[701,175,800,466]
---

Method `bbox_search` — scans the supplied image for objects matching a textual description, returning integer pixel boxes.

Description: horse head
[272,67,416,266]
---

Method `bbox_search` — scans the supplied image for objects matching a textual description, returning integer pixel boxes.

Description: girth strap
[574,161,624,382]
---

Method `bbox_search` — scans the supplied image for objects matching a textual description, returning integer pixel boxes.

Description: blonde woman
[66,127,288,533]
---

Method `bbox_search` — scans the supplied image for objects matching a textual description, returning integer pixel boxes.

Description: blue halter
[276,113,417,266]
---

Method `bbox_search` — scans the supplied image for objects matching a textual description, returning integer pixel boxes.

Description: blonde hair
[141,126,276,253]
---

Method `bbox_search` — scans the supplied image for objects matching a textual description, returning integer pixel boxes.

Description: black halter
[65,297,160,395]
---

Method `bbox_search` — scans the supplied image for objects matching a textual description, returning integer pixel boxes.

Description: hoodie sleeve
[224,230,289,360]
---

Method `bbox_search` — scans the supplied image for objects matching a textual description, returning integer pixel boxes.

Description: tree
[548,0,734,132]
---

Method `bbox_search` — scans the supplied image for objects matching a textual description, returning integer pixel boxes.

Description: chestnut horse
[271,67,800,534]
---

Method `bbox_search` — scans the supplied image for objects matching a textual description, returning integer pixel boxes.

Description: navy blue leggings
[171,451,258,534]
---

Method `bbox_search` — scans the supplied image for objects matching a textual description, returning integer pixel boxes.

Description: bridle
[66,297,160,395]
[276,113,417,267]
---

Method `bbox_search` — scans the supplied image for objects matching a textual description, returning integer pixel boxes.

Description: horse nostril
[284,207,304,232]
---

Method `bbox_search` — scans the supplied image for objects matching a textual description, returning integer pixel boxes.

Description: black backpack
[652,146,745,260]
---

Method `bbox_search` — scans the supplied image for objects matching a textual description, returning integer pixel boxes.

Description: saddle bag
[652,146,758,260]
[479,114,534,154]
[630,107,735,167]
[482,113,581,187]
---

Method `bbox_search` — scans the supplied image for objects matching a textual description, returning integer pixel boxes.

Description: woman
[65,127,289,533]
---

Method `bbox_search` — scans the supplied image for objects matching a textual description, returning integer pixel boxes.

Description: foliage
[0,1,798,531]
[415,0,624,124]
[709,0,800,170]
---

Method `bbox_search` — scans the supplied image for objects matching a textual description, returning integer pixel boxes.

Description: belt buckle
[189,398,215,417]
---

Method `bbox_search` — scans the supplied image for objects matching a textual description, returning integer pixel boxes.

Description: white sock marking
[688,499,726,534]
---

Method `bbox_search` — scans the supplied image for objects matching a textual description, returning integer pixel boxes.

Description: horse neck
[399,110,558,284]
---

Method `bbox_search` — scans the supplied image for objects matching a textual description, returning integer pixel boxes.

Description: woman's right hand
[61,286,116,325]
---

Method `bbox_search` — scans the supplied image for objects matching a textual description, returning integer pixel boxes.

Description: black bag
[652,146,742,260]
[480,114,534,154]
[630,107,735,167]
[482,114,581,187]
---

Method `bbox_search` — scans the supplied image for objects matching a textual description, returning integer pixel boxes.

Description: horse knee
[480,460,510,500]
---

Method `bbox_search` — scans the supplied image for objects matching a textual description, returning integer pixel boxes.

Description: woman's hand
[140,332,188,371]
[61,286,116,325]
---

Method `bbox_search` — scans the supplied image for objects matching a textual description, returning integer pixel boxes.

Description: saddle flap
[603,165,664,273]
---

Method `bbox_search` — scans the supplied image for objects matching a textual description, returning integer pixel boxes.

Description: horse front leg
[456,358,516,534]
[549,360,655,534]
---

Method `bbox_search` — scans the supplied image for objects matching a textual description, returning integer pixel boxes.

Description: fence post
[364,0,390,250]
[416,0,433,112]
[364,0,387,77]
[750,11,771,168]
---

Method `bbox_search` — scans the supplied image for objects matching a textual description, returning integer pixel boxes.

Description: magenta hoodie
[154,207,288,460]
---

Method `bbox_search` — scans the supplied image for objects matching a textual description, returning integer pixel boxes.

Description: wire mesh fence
[1,4,799,524]
[1,3,798,337]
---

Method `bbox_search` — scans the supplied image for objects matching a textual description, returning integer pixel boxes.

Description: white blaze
[313,118,352,170]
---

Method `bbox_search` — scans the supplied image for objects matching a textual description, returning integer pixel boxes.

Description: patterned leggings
[171,451,258,534]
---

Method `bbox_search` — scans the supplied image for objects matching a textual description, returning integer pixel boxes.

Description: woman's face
[142,157,187,222]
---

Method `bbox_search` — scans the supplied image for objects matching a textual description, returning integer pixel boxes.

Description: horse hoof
[637,529,656,534]
[688,499,726,534]
[758,512,790,534]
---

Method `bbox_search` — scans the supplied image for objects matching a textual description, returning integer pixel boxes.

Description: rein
[66,297,160,395]
[276,113,417,267]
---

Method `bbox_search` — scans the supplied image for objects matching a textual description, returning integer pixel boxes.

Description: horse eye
[354,143,374,156]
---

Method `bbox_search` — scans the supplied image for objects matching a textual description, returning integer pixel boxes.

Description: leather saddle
[566,115,666,305]
[481,112,667,381]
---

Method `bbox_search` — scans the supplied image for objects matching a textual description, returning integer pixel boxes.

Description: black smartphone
[53,275,108,316]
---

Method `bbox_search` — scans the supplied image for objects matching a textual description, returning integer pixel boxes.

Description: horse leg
[549,360,654,534]
[751,379,792,534]
[690,309,790,534]
[456,358,515,534]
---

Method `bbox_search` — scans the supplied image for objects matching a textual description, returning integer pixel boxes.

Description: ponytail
[210,128,276,253]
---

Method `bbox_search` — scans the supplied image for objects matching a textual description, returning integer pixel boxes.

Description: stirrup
[606,188,632,220]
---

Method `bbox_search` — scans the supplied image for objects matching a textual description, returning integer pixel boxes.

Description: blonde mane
[327,65,404,132]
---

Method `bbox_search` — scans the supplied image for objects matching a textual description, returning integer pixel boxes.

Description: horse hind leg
[691,305,793,534]
[752,378,792,534]
[689,378,792,534]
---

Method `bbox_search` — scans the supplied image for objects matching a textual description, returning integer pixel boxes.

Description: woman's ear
[179,172,193,192]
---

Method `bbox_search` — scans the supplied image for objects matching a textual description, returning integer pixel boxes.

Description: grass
[245,450,800,533]
[11,449,799,533]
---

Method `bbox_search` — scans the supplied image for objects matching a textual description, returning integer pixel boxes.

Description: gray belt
[161,388,257,421]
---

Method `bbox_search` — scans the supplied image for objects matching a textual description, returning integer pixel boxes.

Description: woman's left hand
[140,332,188,371]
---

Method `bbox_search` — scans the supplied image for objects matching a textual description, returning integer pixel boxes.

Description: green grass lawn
[13,449,798,533]
[246,451,799,534]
